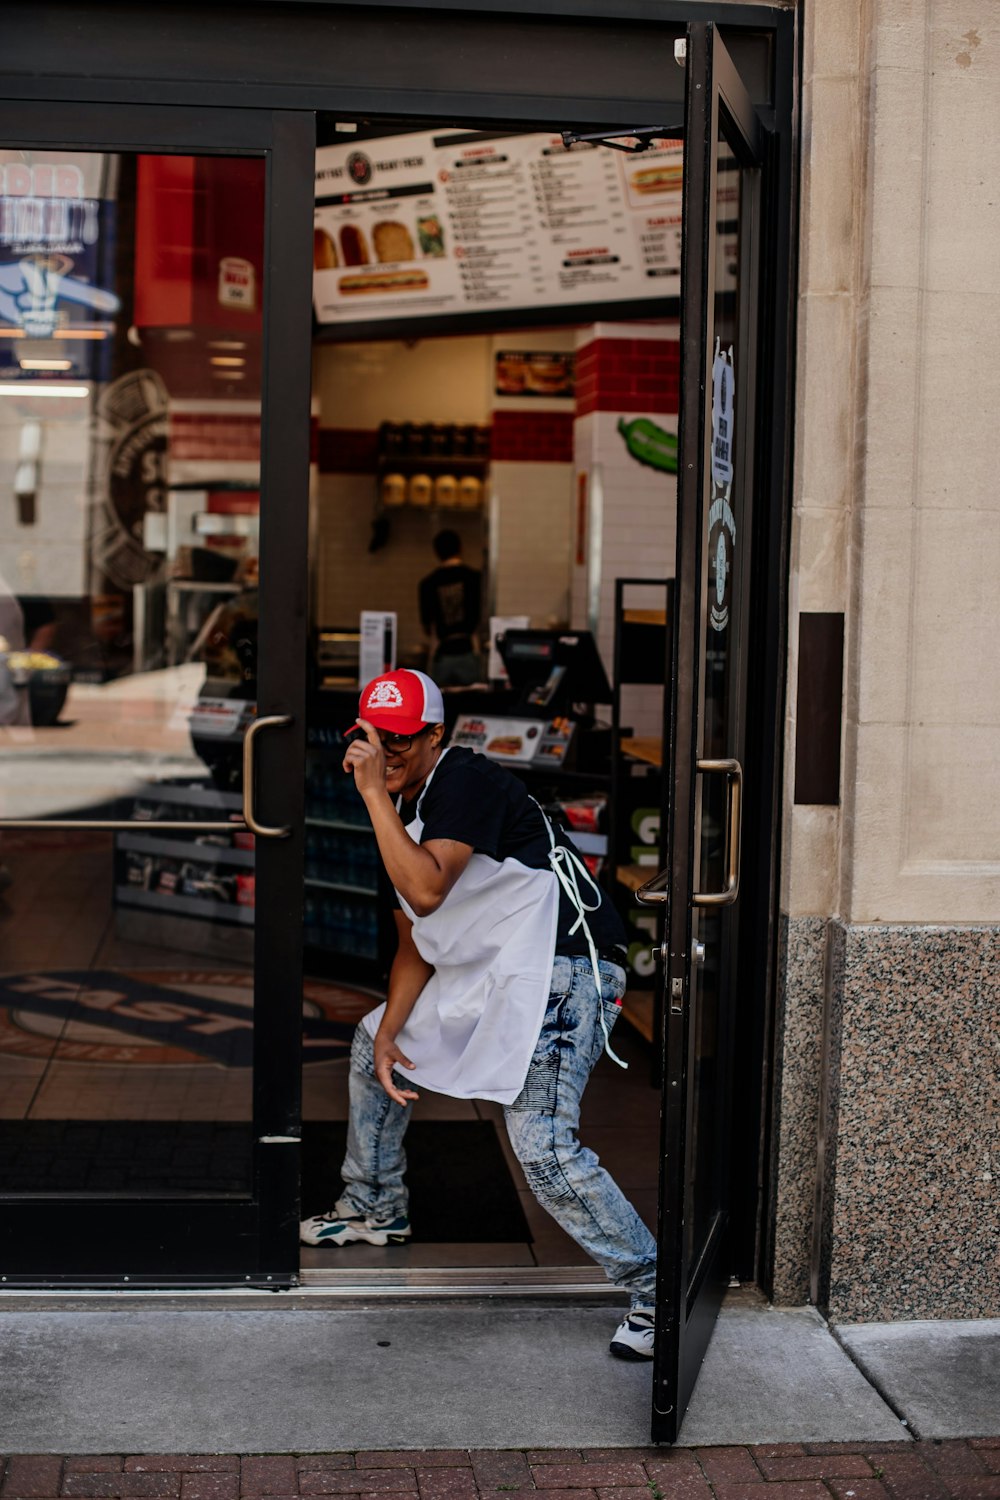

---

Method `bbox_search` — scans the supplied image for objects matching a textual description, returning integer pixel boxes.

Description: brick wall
[316,428,379,475]
[490,411,574,464]
[575,335,680,417]
[168,410,261,462]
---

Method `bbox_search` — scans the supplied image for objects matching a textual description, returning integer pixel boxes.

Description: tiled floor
[0,836,661,1275]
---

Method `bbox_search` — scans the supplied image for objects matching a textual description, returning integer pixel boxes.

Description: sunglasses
[346,725,433,755]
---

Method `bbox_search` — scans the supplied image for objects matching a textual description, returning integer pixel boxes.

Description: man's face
[378,722,445,800]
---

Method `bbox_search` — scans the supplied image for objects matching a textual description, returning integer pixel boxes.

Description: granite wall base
[769,914,828,1305]
[822,922,998,1323]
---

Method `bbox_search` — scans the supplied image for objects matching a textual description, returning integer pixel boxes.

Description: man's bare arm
[373,911,434,1105]
[344,723,473,914]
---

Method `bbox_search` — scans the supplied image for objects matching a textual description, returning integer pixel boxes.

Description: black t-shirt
[383,747,626,957]
[418,564,481,655]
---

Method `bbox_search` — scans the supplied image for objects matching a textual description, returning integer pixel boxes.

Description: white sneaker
[300,1199,411,1247]
[610,1306,655,1361]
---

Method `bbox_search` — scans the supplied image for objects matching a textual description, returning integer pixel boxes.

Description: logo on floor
[0,970,376,1066]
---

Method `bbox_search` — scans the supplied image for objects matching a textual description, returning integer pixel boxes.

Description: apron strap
[531,798,628,1071]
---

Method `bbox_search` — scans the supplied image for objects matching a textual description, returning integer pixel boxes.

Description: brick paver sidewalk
[3,1444,1000,1500]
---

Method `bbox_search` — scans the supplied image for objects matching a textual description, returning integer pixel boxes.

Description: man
[301,668,658,1361]
[418,529,482,688]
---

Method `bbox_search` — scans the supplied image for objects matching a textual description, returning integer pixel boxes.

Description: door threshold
[298,1264,623,1300]
[0,1267,625,1309]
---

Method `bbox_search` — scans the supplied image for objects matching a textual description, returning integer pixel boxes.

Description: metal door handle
[242,714,292,838]
[693,758,742,906]
[633,758,743,907]
[635,866,670,906]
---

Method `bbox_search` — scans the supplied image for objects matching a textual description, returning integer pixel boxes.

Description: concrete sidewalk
[1,1296,998,1454]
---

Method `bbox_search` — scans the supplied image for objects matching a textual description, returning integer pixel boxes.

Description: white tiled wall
[572,408,677,736]
[0,400,91,597]
[314,475,486,662]
[488,461,574,625]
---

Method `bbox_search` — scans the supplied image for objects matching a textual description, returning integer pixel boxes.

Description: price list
[313,130,685,326]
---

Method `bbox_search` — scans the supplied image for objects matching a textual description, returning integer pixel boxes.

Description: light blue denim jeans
[339,954,658,1307]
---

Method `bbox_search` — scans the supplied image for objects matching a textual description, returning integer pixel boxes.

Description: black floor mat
[302,1120,532,1243]
[0,1120,532,1244]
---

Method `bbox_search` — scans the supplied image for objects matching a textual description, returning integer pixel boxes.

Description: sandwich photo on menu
[338,269,430,296]
[339,224,370,266]
[373,221,415,263]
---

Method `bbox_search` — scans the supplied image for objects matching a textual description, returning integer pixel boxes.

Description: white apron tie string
[532,799,628,1070]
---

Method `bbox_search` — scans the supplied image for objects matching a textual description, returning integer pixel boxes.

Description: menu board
[313,131,685,327]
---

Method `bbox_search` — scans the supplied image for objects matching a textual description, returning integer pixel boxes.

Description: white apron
[361,749,560,1104]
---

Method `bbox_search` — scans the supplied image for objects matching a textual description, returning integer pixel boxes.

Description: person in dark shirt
[301,669,658,1363]
[418,529,482,687]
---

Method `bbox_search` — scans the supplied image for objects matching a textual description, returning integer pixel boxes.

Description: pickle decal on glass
[617,416,678,474]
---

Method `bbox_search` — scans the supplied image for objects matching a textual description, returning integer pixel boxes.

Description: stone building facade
[770,0,998,1320]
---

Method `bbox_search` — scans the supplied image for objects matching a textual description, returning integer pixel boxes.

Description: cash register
[450,628,612,768]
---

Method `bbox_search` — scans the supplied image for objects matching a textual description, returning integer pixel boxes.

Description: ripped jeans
[339,954,658,1308]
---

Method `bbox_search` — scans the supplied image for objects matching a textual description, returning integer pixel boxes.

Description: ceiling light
[210,356,246,367]
[0,383,88,397]
[212,368,245,379]
[209,340,247,351]
[19,358,73,372]
[52,328,110,341]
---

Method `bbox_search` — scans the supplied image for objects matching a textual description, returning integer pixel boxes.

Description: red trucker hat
[352,669,446,735]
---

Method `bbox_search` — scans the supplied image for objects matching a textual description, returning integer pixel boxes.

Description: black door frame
[0,101,313,1286]
[0,1,797,1294]
[648,22,770,1440]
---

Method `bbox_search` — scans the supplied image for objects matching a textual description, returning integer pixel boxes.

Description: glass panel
[685,129,743,1268]
[0,149,265,1195]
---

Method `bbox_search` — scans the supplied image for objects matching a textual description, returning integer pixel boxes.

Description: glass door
[0,102,313,1282]
[636,24,766,1440]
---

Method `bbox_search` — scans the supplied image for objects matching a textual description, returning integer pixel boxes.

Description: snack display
[372,221,415,263]
[407,473,433,507]
[380,472,407,508]
[456,475,483,510]
[432,474,457,508]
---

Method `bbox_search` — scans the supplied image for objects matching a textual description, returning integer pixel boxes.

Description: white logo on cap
[367,681,404,709]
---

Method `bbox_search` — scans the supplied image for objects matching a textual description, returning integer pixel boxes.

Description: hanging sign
[0,154,119,339]
[313,130,690,326]
[359,610,397,688]
[218,256,256,311]
[708,341,736,633]
[711,345,735,488]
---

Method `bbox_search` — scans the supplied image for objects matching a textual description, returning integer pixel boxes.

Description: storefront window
[0,149,265,1194]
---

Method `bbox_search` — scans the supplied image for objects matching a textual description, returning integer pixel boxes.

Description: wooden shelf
[620,736,663,768]
[377,456,489,475]
[615,862,658,893]
[621,989,654,1043]
[622,608,667,626]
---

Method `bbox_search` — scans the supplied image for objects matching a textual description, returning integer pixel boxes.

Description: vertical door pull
[634,866,671,906]
[242,714,293,838]
[693,758,742,906]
